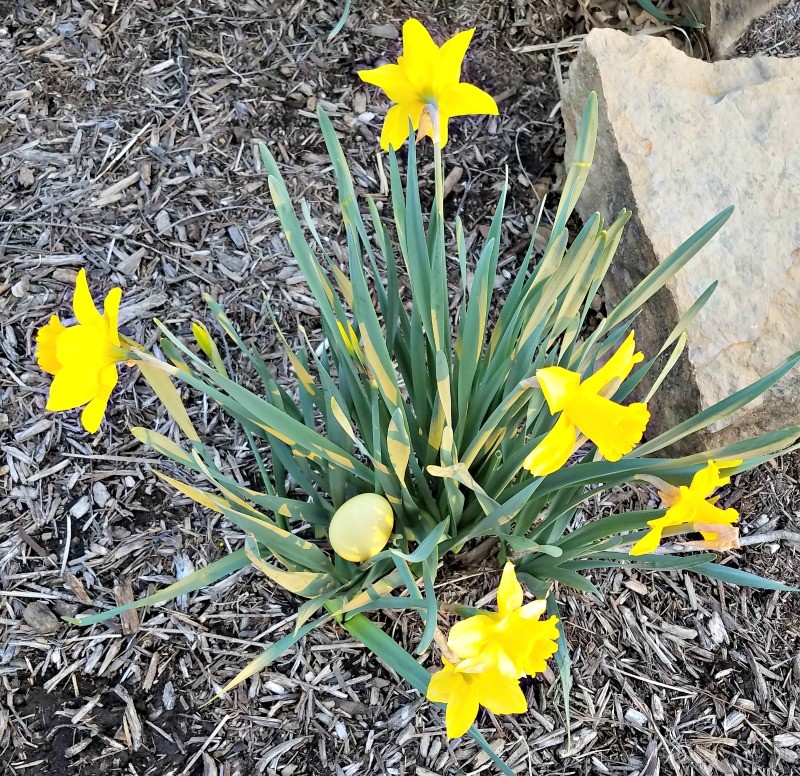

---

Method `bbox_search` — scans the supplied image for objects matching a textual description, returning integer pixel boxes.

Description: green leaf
[692,562,798,592]
[132,349,199,442]
[547,593,572,753]
[502,534,563,558]
[545,565,603,599]
[634,351,800,456]
[547,92,596,249]
[64,549,250,626]
[416,544,439,654]
[156,472,337,576]
[326,0,350,41]
[557,510,664,551]
[605,206,733,330]
[634,0,703,28]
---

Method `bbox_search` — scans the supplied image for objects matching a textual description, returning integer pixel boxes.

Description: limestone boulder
[561,29,800,450]
[686,0,785,55]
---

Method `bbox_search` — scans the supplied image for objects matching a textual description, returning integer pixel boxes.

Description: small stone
[92,481,110,508]
[23,601,60,634]
[353,90,367,115]
[70,495,91,519]
[368,23,398,39]
[11,277,29,297]
[163,681,175,710]
[707,611,729,647]
[154,209,171,235]
[18,167,34,187]
[624,708,648,727]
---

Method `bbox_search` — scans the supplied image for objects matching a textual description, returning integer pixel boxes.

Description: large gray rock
[561,29,800,450]
[686,0,785,55]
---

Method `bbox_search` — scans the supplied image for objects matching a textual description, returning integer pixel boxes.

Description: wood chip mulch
[1,1,798,774]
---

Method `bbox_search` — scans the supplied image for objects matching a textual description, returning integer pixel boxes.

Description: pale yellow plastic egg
[328,493,394,563]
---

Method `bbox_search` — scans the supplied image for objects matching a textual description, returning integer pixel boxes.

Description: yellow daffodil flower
[523,332,650,476]
[358,18,498,150]
[447,562,559,678]
[36,269,123,433]
[630,460,741,555]
[426,658,527,739]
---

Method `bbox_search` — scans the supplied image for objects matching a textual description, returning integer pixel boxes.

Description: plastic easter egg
[329,493,394,563]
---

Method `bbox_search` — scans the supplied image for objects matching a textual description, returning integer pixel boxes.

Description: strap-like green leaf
[64,548,250,627]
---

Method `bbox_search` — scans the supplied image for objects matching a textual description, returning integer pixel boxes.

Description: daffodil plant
[45,19,800,774]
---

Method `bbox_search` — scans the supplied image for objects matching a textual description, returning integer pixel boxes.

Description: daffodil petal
[688,460,723,499]
[401,18,439,90]
[630,525,665,556]
[380,101,422,151]
[103,286,122,346]
[445,677,479,739]
[475,671,527,715]
[55,323,111,370]
[536,366,581,413]
[36,315,66,375]
[358,63,419,105]
[80,363,118,433]
[497,562,523,617]
[447,613,499,660]
[519,600,547,619]
[523,413,577,476]
[690,522,740,551]
[426,662,457,704]
[581,331,643,395]
[568,392,649,461]
[435,28,474,87]
[438,81,498,118]
[693,497,738,527]
[47,366,97,411]
[73,269,102,325]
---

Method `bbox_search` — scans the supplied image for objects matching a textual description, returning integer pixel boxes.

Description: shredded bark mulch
[2,1,798,774]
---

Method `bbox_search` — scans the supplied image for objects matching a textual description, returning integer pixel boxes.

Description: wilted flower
[358,18,498,150]
[426,658,527,739]
[447,562,559,678]
[524,331,650,476]
[36,269,123,433]
[631,460,741,555]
